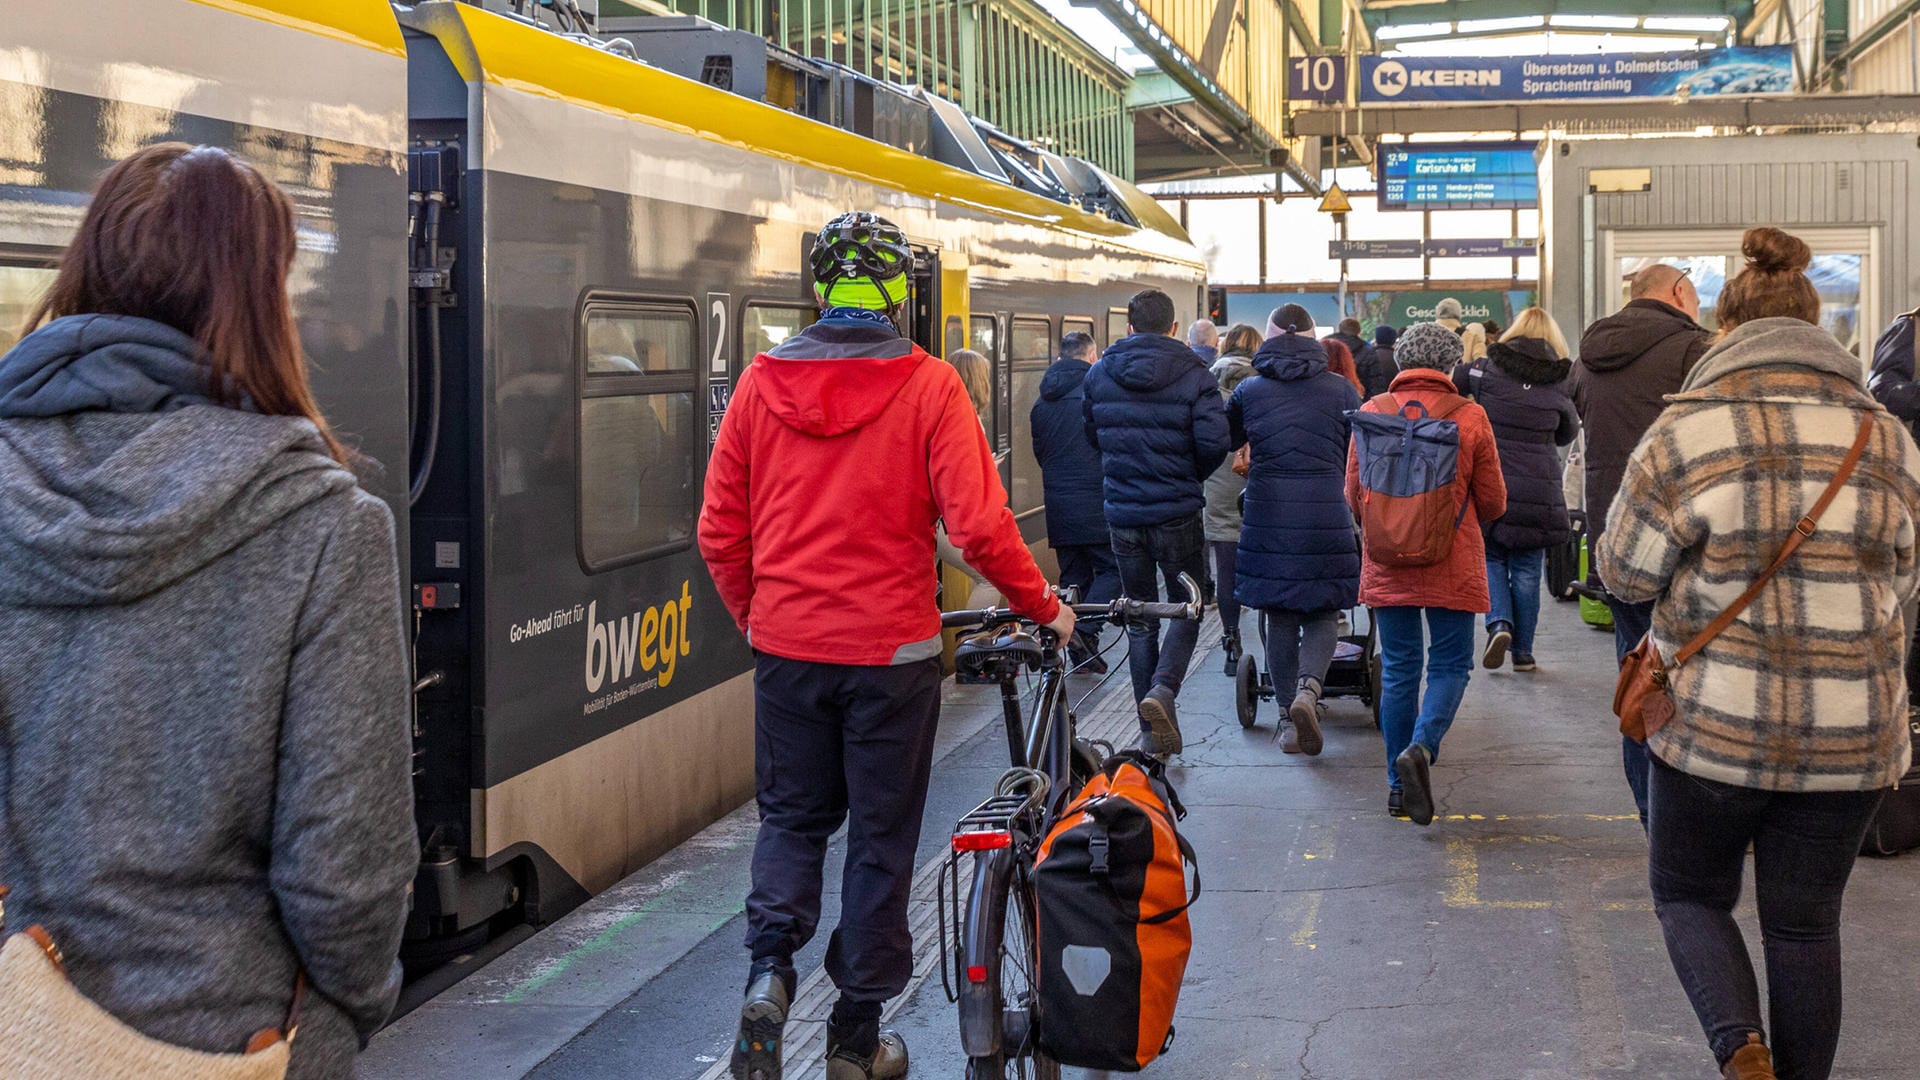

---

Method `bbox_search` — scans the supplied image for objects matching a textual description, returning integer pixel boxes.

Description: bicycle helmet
[810,211,913,311]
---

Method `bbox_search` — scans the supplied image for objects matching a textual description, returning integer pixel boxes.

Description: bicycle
[937,576,1203,1080]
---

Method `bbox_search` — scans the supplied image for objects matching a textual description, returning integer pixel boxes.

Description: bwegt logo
[584,582,693,692]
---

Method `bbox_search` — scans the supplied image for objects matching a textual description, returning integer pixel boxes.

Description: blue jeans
[1485,540,1545,654]
[1376,606,1476,789]
[1110,514,1207,706]
[1607,594,1657,825]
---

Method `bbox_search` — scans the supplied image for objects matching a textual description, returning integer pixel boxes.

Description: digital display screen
[1378,142,1538,211]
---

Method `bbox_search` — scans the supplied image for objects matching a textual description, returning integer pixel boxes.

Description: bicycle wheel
[966,873,1060,1080]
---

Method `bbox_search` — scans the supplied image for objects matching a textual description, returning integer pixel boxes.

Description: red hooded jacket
[698,317,1059,666]
[1344,368,1507,613]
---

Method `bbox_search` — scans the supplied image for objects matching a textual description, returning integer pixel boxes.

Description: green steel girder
[1361,0,1754,29]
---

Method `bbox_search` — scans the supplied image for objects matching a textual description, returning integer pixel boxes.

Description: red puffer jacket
[699,317,1058,666]
[1344,368,1507,613]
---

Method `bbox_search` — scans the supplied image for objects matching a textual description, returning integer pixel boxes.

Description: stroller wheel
[1235,653,1260,728]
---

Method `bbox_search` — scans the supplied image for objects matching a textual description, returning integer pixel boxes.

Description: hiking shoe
[1511,653,1537,673]
[1387,788,1407,818]
[1139,685,1183,756]
[1395,743,1435,826]
[825,1029,909,1080]
[1279,720,1301,753]
[731,971,791,1080]
[1288,679,1324,756]
[1482,623,1512,670]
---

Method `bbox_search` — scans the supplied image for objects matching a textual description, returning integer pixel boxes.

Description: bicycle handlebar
[940,573,1205,631]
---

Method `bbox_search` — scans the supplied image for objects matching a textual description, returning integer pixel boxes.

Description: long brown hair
[1716,227,1821,331]
[27,143,347,461]
[1221,323,1262,357]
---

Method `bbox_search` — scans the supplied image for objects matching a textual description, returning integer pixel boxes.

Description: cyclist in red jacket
[700,212,1073,1080]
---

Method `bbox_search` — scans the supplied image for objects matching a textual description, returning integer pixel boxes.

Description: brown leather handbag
[1615,412,1875,742]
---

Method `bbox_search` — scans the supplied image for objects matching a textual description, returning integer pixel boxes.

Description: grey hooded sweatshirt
[0,314,416,1078]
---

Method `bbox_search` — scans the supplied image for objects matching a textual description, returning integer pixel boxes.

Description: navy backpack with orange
[1347,392,1471,567]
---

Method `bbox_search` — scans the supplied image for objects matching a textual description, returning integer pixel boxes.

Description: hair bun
[1742,227,1811,274]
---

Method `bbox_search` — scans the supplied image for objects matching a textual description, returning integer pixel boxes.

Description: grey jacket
[0,315,416,1078]
[1203,352,1258,541]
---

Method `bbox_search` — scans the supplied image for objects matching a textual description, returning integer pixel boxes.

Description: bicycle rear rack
[938,771,1049,1003]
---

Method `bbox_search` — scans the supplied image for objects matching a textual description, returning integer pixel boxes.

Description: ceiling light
[1548,14,1639,29]
[1457,16,1546,33]
[1376,21,1453,40]
[1642,16,1731,31]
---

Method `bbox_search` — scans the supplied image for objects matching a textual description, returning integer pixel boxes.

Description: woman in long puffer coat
[1454,307,1579,672]
[1230,305,1363,754]
[1203,323,1262,670]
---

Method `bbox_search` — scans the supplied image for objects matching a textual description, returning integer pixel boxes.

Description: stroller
[1234,604,1381,730]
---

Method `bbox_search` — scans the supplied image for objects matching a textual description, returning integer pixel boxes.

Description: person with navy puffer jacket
[1033,330,1116,670]
[1084,288,1231,756]
[1453,307,1579,673]
[1230,304,1363,754]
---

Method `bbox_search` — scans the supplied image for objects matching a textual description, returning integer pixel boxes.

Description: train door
[0,248,58,356]
[1603,226,1875,359]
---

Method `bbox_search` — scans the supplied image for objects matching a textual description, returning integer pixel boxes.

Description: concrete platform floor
[363,599,1920,1079]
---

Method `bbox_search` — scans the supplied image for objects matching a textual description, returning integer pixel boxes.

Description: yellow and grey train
[2,0,1207,954]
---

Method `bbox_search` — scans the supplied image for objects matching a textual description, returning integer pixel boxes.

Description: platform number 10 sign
[1288,55,1347,103]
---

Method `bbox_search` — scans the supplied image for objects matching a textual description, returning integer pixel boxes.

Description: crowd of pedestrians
[4,142,1916,1080]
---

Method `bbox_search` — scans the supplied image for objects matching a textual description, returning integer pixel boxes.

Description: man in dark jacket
[1571,263,1710,823]
[1329,317,1370,364]
[1867,308,1920,706]
[1359,325,1397,397]
[1033,330,1116,671]
[1084,288,1231,755]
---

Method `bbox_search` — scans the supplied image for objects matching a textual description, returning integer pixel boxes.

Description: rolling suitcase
[1862,715,1920,856]
[1546,511,1584,602]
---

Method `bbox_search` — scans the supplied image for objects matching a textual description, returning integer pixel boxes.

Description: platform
[363,601,1920,1079]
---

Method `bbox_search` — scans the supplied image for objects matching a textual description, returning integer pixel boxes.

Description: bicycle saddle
[955,625,1045,677]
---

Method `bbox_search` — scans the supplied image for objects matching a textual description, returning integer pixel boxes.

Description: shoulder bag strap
[1671,412,1876,669]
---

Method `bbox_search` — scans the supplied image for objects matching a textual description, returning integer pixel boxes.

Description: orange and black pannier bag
[1033,752,1199,1071]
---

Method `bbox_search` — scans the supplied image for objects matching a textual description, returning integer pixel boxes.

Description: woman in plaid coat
[1598,228,1920,1080]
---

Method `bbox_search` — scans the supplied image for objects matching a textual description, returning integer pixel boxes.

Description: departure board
[1377,142,1538,211]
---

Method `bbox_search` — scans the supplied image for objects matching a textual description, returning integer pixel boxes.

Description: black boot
[1222,629,1241,674]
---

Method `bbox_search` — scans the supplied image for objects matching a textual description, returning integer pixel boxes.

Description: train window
[967,315,1000,442]
[1007,316,1053,517]
[944,315,963,358]
[1063,317,1095,348]
[742,304,815,359]
[1106,308,1129,347]
[0,262,56,355]
[578,302,699,571]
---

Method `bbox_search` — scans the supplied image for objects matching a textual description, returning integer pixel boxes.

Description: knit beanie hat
[1373,325,1398,347]
[1394,321,1464,371]
[1435,297,1464,321]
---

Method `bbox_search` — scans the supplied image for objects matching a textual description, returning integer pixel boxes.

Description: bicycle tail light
[951,828,1012,852]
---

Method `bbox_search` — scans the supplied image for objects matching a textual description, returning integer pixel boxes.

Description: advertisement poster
[1360,46,1794,104]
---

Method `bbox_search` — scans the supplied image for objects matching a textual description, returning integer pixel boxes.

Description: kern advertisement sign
[1360,46,1795,104]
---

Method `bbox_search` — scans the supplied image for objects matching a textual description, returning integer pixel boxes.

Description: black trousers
[744,653,942,1003]
[1648,756,1884,1078]
[1054,542,1119,657]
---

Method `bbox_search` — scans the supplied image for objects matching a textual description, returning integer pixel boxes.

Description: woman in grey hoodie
[1203,323,1261,670]
[0,144,415,1078]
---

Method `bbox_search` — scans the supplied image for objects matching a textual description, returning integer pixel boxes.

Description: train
[2,0,1207,957]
